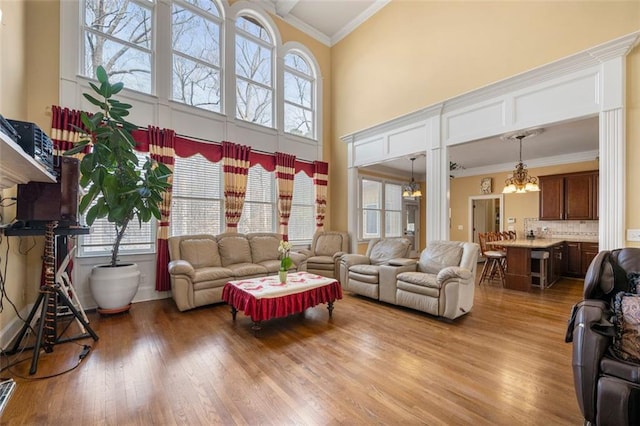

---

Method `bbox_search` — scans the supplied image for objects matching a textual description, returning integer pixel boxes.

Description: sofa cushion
[629,272,640,294]
[369,239,409,265]
[227,263,268,277]
[397,271,440,289]
[249,235,280,264]
[256,259,282,274]
[307,255,334,266]
[349,264,380,284]
[218,235,252,266]
[612,291,640,363]
[192,267,233,284]
[315,234,343,256]
[419,241,463,275]
[180,238,221,268]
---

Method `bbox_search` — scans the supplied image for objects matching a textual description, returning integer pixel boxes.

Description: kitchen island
[487,238,597,291]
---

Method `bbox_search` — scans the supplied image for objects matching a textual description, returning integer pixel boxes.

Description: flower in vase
[278,240,293,271]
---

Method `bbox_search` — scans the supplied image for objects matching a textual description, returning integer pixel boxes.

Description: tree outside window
[284,52,314,138]
[235,16,273,127]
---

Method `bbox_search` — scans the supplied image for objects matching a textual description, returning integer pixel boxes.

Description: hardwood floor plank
[0,277,584,425]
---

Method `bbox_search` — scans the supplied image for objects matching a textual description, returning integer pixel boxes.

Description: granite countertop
[488,237,599,249]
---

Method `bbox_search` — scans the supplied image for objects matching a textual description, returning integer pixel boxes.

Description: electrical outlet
[627,229,640,242]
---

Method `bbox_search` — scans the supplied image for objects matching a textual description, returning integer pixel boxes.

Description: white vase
[89,263,140,314]
[278,270,287,283]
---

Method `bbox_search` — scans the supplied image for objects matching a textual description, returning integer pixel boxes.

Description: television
[16,156,79,227]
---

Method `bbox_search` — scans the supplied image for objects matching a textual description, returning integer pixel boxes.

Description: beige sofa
[168,232,307,312]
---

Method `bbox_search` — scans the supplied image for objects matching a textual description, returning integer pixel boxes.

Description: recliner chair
[340,237,413,300]
[566,247,640,426]
[298,231,349,279]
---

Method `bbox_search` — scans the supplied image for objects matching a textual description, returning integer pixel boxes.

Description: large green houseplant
[66,66,172,313]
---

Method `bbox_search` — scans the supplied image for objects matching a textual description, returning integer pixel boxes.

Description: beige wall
[330,1,640,238]
[449,161,599,242]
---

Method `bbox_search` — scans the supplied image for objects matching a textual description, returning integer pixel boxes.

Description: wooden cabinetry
[551,244,564,284]
[539,171,598,220]
[564,241,599,278]
[580,242,599,276]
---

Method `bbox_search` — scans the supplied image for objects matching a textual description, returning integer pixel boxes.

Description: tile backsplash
[523,218,598,239]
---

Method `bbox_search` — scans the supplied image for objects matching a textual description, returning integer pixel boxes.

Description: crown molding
[331,0,391,46]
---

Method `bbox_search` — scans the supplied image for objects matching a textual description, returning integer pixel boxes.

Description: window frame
[170,0,224,113]
[358,176,405,241]
[234,14,275,129]
[283,51,316,140]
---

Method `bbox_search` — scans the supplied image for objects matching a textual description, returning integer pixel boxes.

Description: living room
[1,0,640,423]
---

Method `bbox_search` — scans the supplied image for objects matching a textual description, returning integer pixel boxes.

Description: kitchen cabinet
[539,171,598,220]
[564,241,599,278]
[580,242,599,276]
[550,244,564,284]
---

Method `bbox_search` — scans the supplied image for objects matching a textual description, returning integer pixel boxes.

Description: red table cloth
[222,272,342,322]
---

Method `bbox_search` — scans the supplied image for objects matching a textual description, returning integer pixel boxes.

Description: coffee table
[222,271,342,335]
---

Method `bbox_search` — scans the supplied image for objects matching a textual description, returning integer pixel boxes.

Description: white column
[599,107,624,250]
[597,56,626,250]
[426,114,448,243]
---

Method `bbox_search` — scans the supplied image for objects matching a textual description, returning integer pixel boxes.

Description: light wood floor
[1,276,584,425]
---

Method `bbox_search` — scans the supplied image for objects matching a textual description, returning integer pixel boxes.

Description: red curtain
[222,141,252,232]
[275,153,296,241]
[148,126,176,292]
[313,161,329,231]
[50,105,91,156]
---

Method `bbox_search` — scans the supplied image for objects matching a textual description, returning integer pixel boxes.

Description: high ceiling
[259,0,387,46]
[258,1,600,179]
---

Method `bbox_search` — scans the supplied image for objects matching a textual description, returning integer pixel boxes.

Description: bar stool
[531,250,549,289]
[478,232,506,287]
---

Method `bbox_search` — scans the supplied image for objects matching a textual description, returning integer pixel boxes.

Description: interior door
[403,200,419,257]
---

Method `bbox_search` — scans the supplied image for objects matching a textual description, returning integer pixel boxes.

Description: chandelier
[402,157,422,198]
[501,129,543,194]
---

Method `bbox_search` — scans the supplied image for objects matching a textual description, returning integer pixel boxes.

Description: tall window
[359,178,403,240]
[171,0,222,112]
[238,165,276,233]
[170,154,223,236]
[361,179,381,239]
[82,0,154,94]
[288,172,315,243]
[79,152,156,257]
[235,15,273,127]
[385,183,403,237]
[283,52,314,139]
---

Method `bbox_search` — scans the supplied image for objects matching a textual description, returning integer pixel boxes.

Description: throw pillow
[611,291,640,363]
[628,272,640,294]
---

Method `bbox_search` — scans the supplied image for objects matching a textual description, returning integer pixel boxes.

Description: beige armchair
[394,240,479,320]
[340,237,413,301]
[298,231,349,279]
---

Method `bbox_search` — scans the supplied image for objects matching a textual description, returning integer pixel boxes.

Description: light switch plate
[627,229,640,241]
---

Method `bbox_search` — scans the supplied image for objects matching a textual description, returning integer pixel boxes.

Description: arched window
[82,0,154,94]
[283,51,315,139]
[171,0,223,112]
[235,15,274,127]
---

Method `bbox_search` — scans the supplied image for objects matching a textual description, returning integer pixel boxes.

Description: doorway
[403,200,420,257]
[468,194,504,244]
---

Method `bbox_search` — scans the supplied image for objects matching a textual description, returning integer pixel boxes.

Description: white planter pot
[89,263,140,314]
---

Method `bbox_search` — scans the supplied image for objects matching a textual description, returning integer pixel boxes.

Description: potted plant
[278,240,293,283]
[65,66,172,314]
